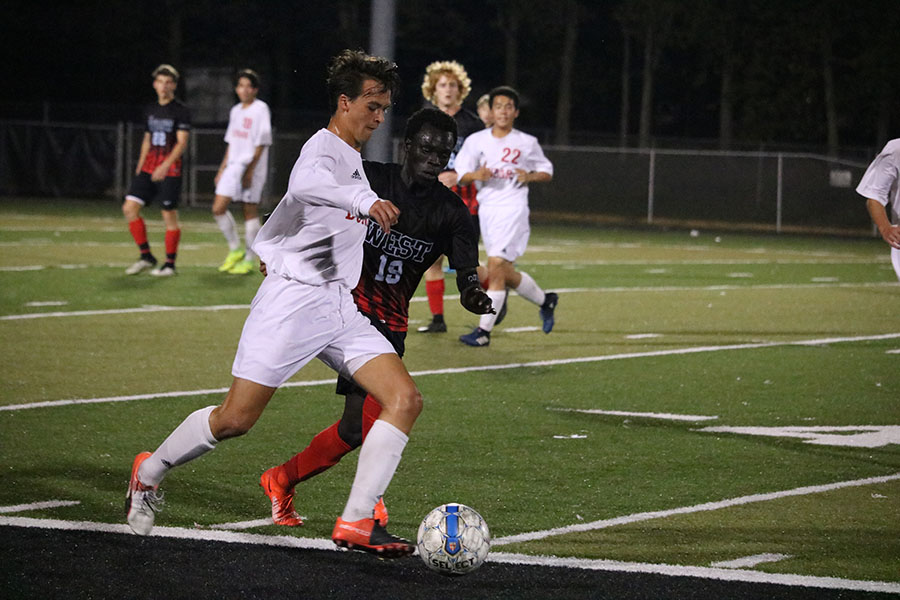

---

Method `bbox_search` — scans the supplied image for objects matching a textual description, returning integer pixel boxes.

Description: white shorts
[231,274,395,388]
[479,203,530,261]
[215,162,265,204]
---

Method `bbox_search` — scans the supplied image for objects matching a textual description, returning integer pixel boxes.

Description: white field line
[711,553,793,569]
[0,515,896,594]
[207,518,276,530]
[550,408,719,422]
[3,332,899,413]
[2,281,899,321]
[491,472,900,546]
[0,500,80,514]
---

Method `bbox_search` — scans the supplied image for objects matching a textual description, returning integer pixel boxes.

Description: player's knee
[209,410,254,440]
[337,416,363,449]
[394,386,423,420]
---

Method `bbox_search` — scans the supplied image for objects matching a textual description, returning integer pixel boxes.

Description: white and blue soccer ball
[416,503,491,575]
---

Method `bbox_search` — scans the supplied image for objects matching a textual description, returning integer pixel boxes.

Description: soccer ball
[416,503,491,575]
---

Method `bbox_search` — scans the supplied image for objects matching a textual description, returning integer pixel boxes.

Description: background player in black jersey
[259,108,493,526]
[417,60,490,333]
[122,64,191,277]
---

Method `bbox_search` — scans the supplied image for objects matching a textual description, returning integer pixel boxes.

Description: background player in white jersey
[213,69,272,275]
[125,50,419,557]
[856,138,900,281]
[454,86,558,347]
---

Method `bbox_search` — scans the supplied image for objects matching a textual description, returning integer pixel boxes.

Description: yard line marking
[711,553,792,569]
[550,408,718,422]
[491,472,900,546]
[207,518,279,530]
[624,333,661,339]
[3,281,898,321]
[0,515,896,594]
[502,326,541,333]
[696,425,900,448]
[0,500,80,514]
[3,332,899,412]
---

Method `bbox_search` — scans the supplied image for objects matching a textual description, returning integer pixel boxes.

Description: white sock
[138,406,218,487]
[515,271,546,306]
[244,217,261,261]
[478,290,507,332]
[214,212,241,251]
[341,419,408,522]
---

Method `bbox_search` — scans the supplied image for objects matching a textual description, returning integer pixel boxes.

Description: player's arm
[242,145,266,188]
[214,147,229,185]
[866,198,900,249]
[151,130,189,182]
[458,166,492,186]
[135,133,151,174]
[516,138,554,184]
[515,170,552,184]
[445,198,493,314]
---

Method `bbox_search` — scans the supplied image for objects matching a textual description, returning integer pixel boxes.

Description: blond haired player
[455,86,557,347]
[417,60,488,333]
[213,69,272,275]
[856,138,900,281]
[125,50,420,557]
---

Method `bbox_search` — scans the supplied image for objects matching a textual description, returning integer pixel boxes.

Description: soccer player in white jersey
[856,138,900,281]
[212,69,273,275]
[454,86,558,347]
[125,50,420,557]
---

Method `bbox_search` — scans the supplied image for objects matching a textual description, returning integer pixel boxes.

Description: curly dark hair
[326,50,401,111]
[403,108,457,147]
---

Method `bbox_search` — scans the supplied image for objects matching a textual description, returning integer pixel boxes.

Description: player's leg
[127,377,277,535]
[418,258,447,332]
[227,200,261,275]
[332,352,420,556]
[212,194,244,271]
[213,163,246,271]
[123,175,157,274]
[150,178,182,276]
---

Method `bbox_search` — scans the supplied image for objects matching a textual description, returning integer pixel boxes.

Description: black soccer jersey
[353,161,480,331]
[140,99,191,177]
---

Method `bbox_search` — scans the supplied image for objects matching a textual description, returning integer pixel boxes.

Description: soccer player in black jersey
[122,64,191,277]
[260,108,493,527]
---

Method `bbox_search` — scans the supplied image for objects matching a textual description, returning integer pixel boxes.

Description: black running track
[1,527,890,600]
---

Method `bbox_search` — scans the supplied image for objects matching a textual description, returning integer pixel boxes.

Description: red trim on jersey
[452,183,478,215]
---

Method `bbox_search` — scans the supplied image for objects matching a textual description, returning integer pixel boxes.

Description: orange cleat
[374,496,389,527]
[260,467,303,526]
[332,517,414,558]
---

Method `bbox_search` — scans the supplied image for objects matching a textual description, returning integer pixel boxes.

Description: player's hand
[214,171,222,185]
[151,165,167,182]
[515,169,530,184]
[259,261,268,276]
[460,285,495,315]
[880,225,900,249]
[438,171,458,188]
[471,165,492,182]
[241,168,254,189]
[368,199,400,234]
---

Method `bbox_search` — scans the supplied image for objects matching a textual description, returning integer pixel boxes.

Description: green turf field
[1,198,898,586]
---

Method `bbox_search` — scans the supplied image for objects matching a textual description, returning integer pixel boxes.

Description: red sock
[426,279,444,316]
[361,394,383,440]
[128,218,148,248]
[164,229,181,264]
[281,422,352,487]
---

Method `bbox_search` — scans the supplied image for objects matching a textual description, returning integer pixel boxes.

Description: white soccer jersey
[251,128,379,288]
[224,99,272,170]
[454,128,553,208]
[856,138,900,225]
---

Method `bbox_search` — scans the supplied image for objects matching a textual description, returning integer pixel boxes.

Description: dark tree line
[4,0,898,155]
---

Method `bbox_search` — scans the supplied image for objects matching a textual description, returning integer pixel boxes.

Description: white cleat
[126,452,162,535]
[125,258,157,275]
[150,264,176,277]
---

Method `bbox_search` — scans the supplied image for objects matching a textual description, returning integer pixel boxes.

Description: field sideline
[1,198,898,598]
